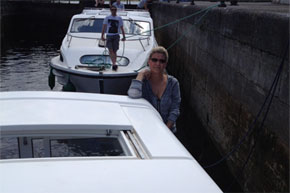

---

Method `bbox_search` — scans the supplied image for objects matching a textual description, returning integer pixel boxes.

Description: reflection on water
[0,40,62,91]
[50,138,125,157]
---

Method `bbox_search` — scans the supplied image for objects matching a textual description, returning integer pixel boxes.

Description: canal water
[1,19,63,91]
[1,39,61,91]
[1,7,242,192]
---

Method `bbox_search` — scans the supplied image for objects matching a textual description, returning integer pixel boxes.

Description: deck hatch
[79,55,129,66]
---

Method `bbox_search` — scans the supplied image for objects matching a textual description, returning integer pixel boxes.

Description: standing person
[113,0,125,10]
[110,0,117,7]
[101,5,126,71]
[128,46,181,133]
[95,0,105,8]
[137,0,152,10]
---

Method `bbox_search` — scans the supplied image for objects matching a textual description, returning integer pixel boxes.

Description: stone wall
[151,2,289,192]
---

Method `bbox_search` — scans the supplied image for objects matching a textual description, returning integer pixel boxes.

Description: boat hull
[51,66,137,95]
[48,8,156,94]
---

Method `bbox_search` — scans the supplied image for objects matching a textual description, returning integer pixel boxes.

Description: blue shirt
[128,75,181,133]
[112,2,125,9]
[103,15,123,36]
[137,0,147,8]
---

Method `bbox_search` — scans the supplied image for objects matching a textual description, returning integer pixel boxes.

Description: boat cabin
[0,91,222,193]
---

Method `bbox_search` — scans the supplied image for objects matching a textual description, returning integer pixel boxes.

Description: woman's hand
[166,120,174,129]
[136,69,151,81]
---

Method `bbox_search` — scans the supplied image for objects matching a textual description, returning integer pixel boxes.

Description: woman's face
[148,53,167,73]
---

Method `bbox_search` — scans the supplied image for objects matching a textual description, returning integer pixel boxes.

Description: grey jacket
[128,75,181,133]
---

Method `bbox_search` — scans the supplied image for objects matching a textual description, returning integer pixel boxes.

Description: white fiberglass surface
[122,105,193,159]
[0,92,222,192]
[0,98,130,127]
[0,92,190,159]
[0,159,222,193]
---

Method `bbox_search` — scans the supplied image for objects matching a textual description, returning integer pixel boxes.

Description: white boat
[49,8,157,94]
[0,91,222,193]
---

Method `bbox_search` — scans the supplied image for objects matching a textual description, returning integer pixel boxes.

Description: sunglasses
[150,58,166,63]
[111,9,117,11]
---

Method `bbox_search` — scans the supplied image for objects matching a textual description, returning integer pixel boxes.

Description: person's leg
[109,49,117,66]
[111,35,120,70]
[106,35,116,69]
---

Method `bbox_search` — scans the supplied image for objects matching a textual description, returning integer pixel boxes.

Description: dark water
[0,40,61,91]
[1,10,68,91]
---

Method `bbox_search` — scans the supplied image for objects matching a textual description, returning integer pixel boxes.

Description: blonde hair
[149,46,169,63]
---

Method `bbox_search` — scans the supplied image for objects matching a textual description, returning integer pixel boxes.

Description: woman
[128,46,181,133]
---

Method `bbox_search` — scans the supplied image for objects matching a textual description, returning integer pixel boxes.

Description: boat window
[0,130,146,159]
[71,18,104,33]
[70,18,151,36]
[80,55,129,66]
[50,137,124,157]
[123,20,151,36]
[0,137,19,159]
[32,138,46,158]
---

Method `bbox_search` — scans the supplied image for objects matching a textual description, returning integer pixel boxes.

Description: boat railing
[66,33,151,48]
[82,8,150,17]
[82,7,149,13]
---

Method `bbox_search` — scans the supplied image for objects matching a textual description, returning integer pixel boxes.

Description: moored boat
[49,8,157,94]
[0,91,222,193]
